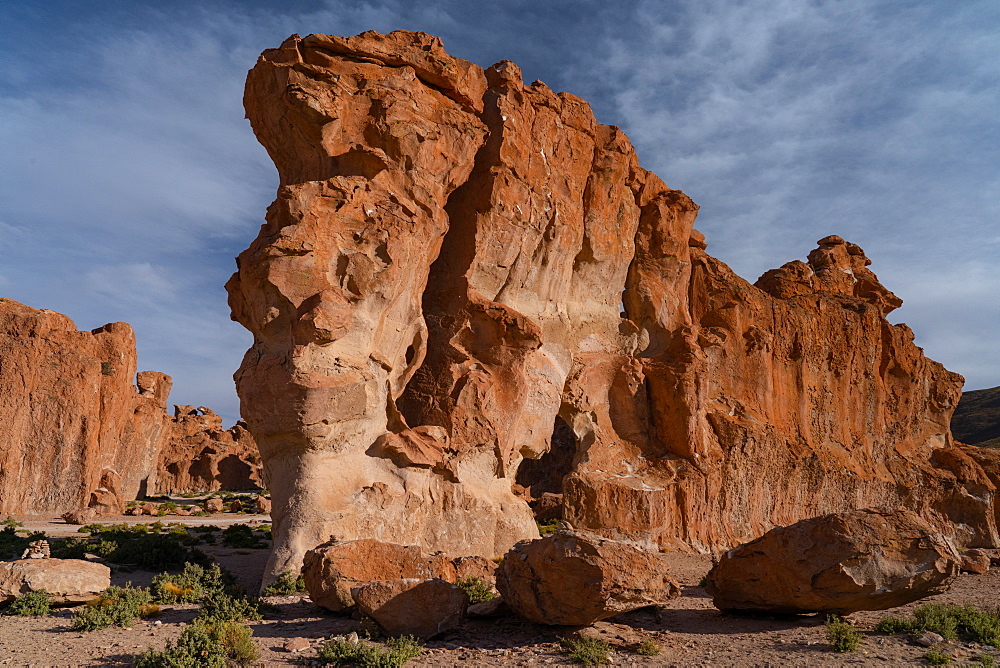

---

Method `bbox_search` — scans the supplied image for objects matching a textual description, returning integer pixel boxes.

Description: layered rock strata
[229,30,995,580]
[0,298,260,516]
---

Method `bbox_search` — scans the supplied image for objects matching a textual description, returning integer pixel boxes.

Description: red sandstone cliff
[0,298,261,515]
[228,30,995,580]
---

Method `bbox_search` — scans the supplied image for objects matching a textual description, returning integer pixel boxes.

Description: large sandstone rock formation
[0,558,111,604]
[228,30,997,580]
[0,298,260,516]
[704,509,960,614]
[0,299,172,515]
[151,405,262,495]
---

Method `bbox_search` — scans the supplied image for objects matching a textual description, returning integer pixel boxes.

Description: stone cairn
[21,539,50,559]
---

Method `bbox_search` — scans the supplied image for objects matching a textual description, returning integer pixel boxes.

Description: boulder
[0,559,110,604]
[704,509,961,614]
[960,549,991,574]
[352,578,467,639]
[203,498,224,513]
[228,30,996,582]
[495,531,681,625]
[255,496,272,514]
[302,538,493,612]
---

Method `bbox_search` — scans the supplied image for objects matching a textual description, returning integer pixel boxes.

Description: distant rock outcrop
[0,298,260,516]
[152,405,262,495]
[952,386,1000,448]
[228,30,999,581]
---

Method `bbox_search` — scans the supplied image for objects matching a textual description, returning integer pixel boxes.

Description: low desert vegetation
[635,638,661,656]
[876,603,1000,646]
[136,618,258,667]
[197,591,265,622]
[536,519,560,536]
[150,562,233,603]
[925,648,955,665]
[4,590,52,616]
[261,569,306,596]
[71,584,157,631]
[825,615,863,652]
[221,523,269,549]
[317,634,423,667]
[455,576,496,604]
[561,635,612,666]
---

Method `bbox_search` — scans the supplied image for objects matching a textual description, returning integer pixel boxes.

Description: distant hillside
[952,386,1000,448]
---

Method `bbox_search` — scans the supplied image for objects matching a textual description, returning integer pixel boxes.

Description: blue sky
[1,1,998,423]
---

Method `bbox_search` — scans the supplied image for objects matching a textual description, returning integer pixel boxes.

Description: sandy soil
[1,516,998,666]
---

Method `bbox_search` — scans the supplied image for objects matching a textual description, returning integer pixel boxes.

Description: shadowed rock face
[229,30,995,581]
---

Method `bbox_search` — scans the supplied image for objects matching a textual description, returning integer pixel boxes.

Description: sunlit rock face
[229,30,992,582]
[0,298,172,516]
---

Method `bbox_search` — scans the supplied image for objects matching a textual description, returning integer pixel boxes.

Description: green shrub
[135,619,258,667]
[0,527,41,560]
[875,603,1000,646]
[635,638,660,656]
[261,570,306,596]
[561,636,612,666]
[925,649,955,665]
[1,516,24,528]
[71,584,154,631]
[151,562,231,603]
[221,523,269,549]
[537,519,560,536]
[976,655,996,667]
[825,615,863,652]
[5,590,52,616]
[318,635,422,667]
[198,592,263,622]
[455,576,496,604]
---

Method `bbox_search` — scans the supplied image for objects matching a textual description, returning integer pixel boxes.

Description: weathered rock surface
[495,531,681,625]
[0,298,261,516]
[0,559,111,604]
[352,578,467,639]
[704,509,960,614]
[229,30,998,581]
[152,405,262,495]
[0,299,172,516]
[302,538,493,611]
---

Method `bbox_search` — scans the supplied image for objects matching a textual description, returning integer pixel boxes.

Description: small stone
[285,637,311,653]
[916,631,944,647]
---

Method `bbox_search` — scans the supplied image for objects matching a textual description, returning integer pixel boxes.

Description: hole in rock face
[404,345,416,366]
[515,416,577,498]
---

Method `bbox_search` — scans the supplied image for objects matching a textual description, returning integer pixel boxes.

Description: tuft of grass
[875,603,1000,646]
[925,649,955,665]
[976,655,996,667]
[71,584,154,631]
[825,615,863,653]
[537,519,560,536]
[5,590,52,616]
[198,592,263,622]
[561,636,612,666]
[317,635,422,667]
[261,570,306,596]
[455,576,496,604]
[635,638,660,656]
[151,562,233,604]
[135,619,257,667]
[1,516,24,528]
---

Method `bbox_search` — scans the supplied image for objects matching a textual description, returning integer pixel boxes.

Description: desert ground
[2,514,998,667]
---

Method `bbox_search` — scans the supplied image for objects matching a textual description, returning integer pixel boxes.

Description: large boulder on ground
[302,539,494,612]
[352,578,467,639]
[704,508,961,614]
[495,531,680,625]
[0,559,110,604]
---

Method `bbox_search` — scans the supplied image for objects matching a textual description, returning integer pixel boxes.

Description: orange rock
[351,578,467,639]
[203,498,224,513]
[152,406,262,495]
[301,538,493,611]
[704,509,960,614]
[229,30,997,581]
[495,531,680,625]
[960,549,991,574]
